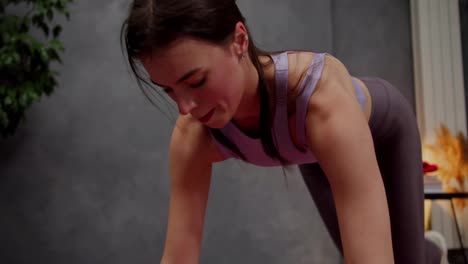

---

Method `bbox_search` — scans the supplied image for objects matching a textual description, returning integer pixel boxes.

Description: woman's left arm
[305,54,394,264]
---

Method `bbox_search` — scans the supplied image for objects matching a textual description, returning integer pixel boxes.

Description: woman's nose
[177,96,197,115]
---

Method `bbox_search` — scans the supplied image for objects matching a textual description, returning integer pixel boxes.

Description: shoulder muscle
[170,116,226,170]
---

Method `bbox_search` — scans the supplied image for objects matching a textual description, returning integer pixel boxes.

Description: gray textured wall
[332,0,414,104]
[0,0,413,263]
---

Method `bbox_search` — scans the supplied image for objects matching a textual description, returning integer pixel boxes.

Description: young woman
[121,0,444,263]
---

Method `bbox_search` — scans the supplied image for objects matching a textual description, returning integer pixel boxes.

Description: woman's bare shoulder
[305,54,366,125]
[312,54,357,101]
[170,115,227,164]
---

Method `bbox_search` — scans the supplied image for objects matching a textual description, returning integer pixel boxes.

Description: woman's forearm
[333,174,394,264]
[160,243,200,264]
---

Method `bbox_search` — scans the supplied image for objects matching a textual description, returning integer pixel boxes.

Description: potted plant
[0,0,72,137]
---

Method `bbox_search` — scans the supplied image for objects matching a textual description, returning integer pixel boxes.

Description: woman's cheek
[166,92,177,102]
[205,77,228,99]
[204,86,224,103]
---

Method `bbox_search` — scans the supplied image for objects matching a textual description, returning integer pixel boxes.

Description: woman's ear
[231,21,249,57]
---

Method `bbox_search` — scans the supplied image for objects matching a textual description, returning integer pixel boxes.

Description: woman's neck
[231,55,275,134]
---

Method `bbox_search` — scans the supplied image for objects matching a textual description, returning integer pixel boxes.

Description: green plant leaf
[19,93,28,107]
[49,38,64,51]
[0,109,8,129]
[4,96,12,106]
[52,24,62,38]
[47,9,54,21]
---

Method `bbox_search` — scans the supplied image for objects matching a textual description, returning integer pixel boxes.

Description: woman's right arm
[161,116,225,264]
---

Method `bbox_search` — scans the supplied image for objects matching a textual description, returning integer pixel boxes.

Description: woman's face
[140,37,248,128]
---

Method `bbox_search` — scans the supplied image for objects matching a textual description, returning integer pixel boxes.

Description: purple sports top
[209,52,367,166]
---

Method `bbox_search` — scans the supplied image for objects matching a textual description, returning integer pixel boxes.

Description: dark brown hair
[120,0,288,163]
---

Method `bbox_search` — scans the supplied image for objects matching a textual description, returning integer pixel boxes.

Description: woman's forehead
[152,38,225,62]
[142,38,226,83]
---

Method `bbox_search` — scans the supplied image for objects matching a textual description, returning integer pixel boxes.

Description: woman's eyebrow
[150,67,202,87]
[150,79,166,87]
[176,67,202,83]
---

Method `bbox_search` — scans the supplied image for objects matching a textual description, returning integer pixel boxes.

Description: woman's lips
[199,109,215,123]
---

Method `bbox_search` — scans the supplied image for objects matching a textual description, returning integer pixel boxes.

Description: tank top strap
[295,53,326,148]
[272,52,289,107]
[271,52,302,158]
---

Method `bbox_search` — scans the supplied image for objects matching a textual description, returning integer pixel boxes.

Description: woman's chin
[203,117,230,129]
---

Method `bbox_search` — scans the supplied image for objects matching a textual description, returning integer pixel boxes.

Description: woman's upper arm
[304,55,394,263]
[162,117,222,263]
[305,54,381,193]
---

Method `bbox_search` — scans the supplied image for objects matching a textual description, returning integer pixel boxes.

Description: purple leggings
[299,77,441,264]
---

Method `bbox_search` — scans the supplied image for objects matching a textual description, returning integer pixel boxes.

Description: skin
[141,22,394,264]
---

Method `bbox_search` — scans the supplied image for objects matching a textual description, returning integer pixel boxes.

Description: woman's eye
[163,88,173,94]
[189,77,206,88]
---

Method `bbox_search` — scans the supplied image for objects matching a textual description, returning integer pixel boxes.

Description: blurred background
[0,0,466,263]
